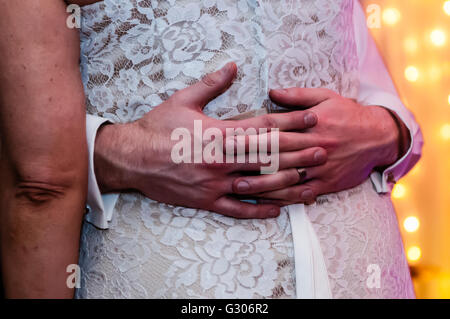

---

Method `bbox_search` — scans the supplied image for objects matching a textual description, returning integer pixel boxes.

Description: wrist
[365,105,401,169]
[94,122,137,193]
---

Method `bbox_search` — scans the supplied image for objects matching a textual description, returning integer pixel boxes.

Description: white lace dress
[76,0,415,299]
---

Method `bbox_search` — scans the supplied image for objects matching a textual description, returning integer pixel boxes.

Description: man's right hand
[93,62,327,218]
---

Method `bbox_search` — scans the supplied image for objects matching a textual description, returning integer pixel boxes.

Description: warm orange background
[360,0,450,298]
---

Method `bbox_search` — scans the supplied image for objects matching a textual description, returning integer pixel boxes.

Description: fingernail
[301,190,314,200]
[236,180,250,192]
[304,113,317,126]
[222,62,234,74]
[314,149,326,162]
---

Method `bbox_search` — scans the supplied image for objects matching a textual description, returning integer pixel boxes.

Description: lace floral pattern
[308,179,415,298]
[76,0,414,298]
[78,196,295,298]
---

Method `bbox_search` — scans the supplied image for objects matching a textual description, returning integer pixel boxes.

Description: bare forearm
[0,0,87,298]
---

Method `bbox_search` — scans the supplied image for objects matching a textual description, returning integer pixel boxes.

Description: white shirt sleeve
[353,1,424,193]
[85,114,119,229]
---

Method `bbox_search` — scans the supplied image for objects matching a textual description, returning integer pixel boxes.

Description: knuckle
[280,173,291,186]
[262,115,277,130]
[321,88,337,97]
[284,170,298,185]
[295,151,308,164]
[279,132,289,145]
[201,73,218,87]
[325,137,339,149]
[286,187,298,200]
[202,179,221,191]
[291,87,302,96]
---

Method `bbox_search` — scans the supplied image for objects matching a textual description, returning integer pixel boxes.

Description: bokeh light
[383,8,401,25]
[404,216,420,233]
[360,0,450,299]
[392,183,407,198]
[430,29,446,46]
[441,124,450,140]
[407,246,422,262]
[444,1,450,15]
[404,66,420,82]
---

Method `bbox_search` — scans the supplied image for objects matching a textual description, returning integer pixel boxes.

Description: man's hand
[93,64,327,218]
[231,87,407,205]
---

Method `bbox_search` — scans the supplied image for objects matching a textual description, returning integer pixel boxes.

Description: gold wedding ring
[297,168,307,182]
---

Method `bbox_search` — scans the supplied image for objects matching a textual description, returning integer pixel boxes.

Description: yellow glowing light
[392,184,407,199]
[404,37,418,53]
[404,216,420,233]
[441,124,450,140]
[444,1,450,15]
[407,246,422,262]
[405,66,420,82]
[448,94,450,105]
[430,29,446,46]
[383,8,401,25]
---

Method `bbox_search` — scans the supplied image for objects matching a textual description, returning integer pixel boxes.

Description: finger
[254,179,325,203]
[277,148,327,170]
[232,168,306,194]
[257,199,298,207]
[227,147,327,172]
[223,110,318,133]
[269,88,336,109]
[212,196,280,219]
[176,62,237,109]
[299,164,327,181]
[225,146,326,173]
[225,131,320,153]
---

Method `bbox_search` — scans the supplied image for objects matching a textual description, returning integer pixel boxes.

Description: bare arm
[0,0,87,298]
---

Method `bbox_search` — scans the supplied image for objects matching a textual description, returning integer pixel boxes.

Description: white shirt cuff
[360,92,423,193]
[85,114,120,229]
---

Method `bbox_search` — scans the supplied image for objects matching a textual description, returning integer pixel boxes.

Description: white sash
[288,204,332,299]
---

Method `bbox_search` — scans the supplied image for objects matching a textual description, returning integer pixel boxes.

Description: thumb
[178,62,237,110]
